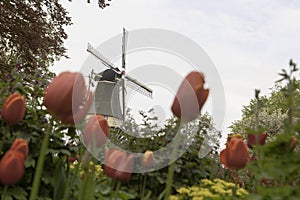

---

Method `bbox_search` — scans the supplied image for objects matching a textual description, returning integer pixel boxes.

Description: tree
[0,1,73,69]
[230,84,295,137]
[86,0,112,9]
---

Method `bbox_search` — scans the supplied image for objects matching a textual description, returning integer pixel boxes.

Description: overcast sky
[52,0,300,139]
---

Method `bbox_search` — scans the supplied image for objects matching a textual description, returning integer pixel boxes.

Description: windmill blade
[87,43,121,74]
[122,28,128,69]
[125,75,153,98]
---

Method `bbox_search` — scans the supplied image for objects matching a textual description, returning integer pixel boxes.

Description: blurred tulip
[227,133,242,142]
[1,92,26,125]
[104,148,134,182]
[83,115,109,148]
[10,139,29,160]
[219,149,229,168]
[220,135,248,170]
[171,71,209,122]
[43,71,93,124]
[0,151,25,185]
[141,150,154,168]
[290,136,298,150]
[247,132,268,148]
[0,139,29,185]
[68,156,77,163]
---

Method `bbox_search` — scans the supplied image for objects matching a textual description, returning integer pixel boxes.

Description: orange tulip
[1,92,26,125]
[68,156,77,163]
[220,149,229,168]
[104,148,134,182]
[83,115,109,148]
[0,150,25,185]
[171,71,209,122]
[247,132,268,148]
[10,139,29,160]
[220,135,248,170]
[0,139,29,185]
[141,150,154,168]
[43,71,93,124]
[290,136,298,150]
[0,151,25,185]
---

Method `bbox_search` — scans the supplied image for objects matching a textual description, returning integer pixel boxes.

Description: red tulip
[1,92,26,125]
[68,156,77,163]
[247,132,268,148]
[0,151,25,185]
[10,139,29,160]
[43,71,93,124]
[220,135,248,170]
[83,115,109,148]
[220,149,229,169]
[290,136,298,150]
[104,148,134,182]
[0,139,29,185]
[171,71,209,122]
[141,150,154,168]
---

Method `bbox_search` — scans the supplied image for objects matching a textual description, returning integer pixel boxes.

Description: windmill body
[87,28,153,128]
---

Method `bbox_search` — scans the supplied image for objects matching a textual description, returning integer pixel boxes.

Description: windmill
[87,28,153,127]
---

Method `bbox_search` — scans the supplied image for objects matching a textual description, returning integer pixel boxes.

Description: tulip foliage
[224,61,300,199]
[0,65,83,199]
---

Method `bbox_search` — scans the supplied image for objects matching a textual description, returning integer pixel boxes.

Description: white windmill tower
[87,28,153,127]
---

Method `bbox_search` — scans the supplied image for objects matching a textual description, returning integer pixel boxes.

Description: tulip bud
[10,139,29,160]
[141,150,154,168]
[43,71,93,124]
[83,115,109,149]
[68,156,77,163]
[247,132,268,148]
[104,148,134,182]
[0,151,25,185]
[219,149,229,168]
[290,136,298,150]
[220,135,248,170]
[171,71,209,122]
[1,92,26,125]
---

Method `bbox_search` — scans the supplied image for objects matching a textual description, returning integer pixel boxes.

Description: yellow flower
[95,164,103,176]
[212,184,227,195]
[213,178,226,184]
[177,187,190,194]
[168,195,179,200]
[201,179,213,186]
[70,164,75,170]
[237,188,249,196]
[192,197,204,200]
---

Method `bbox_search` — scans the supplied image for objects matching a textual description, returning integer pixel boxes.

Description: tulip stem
[1,185,8,199]
[115,181,121,198]
[164,135,180,200]
[232,170,239,197]
[63,160,80,200]
[29,125,51,200]
[141,174,147,199]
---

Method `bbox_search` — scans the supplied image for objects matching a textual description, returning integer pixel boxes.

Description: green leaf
[46,148,70,156]
[78,171,96,200]
[117,190,136,200]
[143,190,152,200]
[25,156,36,168]
[99,184,111,195]
[52,160,67,200]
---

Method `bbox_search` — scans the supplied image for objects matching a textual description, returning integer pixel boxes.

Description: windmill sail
[87,43,120,74]
[125,75,153,98]
[122,28,128,69]
[121,28,128,123]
